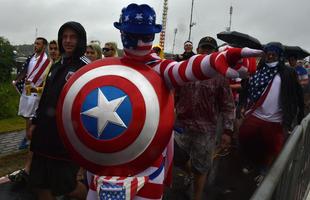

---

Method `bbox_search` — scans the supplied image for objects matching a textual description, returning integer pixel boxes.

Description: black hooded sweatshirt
[31,21,89,160]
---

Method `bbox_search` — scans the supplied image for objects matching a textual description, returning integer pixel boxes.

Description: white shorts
[18,94,40,118]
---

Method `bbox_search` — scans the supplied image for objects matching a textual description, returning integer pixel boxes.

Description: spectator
[175,40,195,61]
[48,40,61,63]
[174,36,235,200]
[238,42,304,184]
[85,43,102,62]
[102,42,118,57]
[152,45,164,58]
[288,56,309,87]
[28,21,90,200]
[12,37,51,150]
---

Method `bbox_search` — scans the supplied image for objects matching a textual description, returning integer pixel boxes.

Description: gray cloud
[1,0,309,54]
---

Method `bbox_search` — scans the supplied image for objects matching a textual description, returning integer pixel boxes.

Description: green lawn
[0,116,25,134]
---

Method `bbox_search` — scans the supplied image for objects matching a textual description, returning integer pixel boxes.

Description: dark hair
[49,40,57,46]
[58,21,87,58]
[184,40,193,45]
[36,37,48,46]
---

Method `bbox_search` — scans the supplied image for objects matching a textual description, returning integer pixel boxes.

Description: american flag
[249,64,278,103]
[96,176,149,200]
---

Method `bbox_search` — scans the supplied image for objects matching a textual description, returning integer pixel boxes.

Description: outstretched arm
[150,47,263,89]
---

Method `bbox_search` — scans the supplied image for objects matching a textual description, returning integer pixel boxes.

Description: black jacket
[175,51,196,62]
[238,64,304,130]
[30,22,89,160]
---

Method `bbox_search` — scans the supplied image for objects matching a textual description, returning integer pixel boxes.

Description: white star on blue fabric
[82,89,127,137]
[148,16,154,21]
[135,13,143,20]
[124,15,130,22]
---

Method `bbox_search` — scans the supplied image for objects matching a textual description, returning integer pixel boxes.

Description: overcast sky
[1,0,309,54]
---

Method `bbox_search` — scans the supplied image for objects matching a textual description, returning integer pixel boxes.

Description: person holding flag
[12,37,51,149]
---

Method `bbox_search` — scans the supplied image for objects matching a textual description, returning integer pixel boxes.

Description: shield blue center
[81,86,132,140]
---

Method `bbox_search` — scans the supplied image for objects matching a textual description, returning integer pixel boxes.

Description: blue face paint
[121,33,138,49]
[121,32,155,49]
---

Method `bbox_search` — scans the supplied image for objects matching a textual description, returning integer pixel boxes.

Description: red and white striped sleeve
[148,47,262,89]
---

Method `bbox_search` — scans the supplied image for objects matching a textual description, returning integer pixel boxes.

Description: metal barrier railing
[250,114,310,200]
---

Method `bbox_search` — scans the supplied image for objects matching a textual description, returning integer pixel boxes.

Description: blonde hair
[87,43,102,59]
[104,42,118,57]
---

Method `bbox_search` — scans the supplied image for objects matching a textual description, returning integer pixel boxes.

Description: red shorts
[238,115,284,165]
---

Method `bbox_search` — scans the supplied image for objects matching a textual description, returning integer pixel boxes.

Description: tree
[0,36,15,83]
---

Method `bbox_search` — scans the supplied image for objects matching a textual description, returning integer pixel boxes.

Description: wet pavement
[0,130,25,155]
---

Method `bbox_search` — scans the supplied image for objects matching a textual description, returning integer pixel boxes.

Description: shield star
[82,88,127,137]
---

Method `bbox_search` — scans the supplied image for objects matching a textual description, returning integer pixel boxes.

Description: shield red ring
[57,57,174,176]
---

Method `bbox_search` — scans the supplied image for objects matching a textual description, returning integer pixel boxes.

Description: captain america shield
[57,57,174,176]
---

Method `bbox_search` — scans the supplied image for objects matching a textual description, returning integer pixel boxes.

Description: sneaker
[254,174,264,186]
[18,137,29,150]
[8,169,29,183]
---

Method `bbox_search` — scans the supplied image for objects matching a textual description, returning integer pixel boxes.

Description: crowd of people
[4,2,308,200]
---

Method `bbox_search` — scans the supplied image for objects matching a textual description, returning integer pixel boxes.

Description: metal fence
[250,114,310,200]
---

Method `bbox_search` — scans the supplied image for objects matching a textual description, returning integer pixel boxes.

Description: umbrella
[217,31,262,50]
[284,45,310,59]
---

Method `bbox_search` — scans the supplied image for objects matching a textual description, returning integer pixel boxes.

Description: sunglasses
[102,48,113,52]
[123,33,155,43]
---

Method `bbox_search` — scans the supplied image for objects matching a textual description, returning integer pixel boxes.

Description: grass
[0,81,20,120]
[0,116,25,134]
[0,150,27,177]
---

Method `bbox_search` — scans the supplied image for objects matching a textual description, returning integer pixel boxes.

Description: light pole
[227,5,233,31]
[172,28,178,54]
[188,0,195,41]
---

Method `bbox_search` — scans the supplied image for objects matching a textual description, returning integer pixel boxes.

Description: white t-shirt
[252,74,282,122]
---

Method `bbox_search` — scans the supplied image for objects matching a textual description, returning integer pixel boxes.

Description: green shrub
[0,81,20,119]
[0,37,15,83]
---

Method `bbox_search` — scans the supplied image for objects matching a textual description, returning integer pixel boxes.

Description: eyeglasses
[102,48,113,52]
[123,32,155,43]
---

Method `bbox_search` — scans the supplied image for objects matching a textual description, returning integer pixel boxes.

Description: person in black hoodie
[29,21,90,200]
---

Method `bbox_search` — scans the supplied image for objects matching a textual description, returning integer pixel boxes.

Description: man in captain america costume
[57,3,263,200]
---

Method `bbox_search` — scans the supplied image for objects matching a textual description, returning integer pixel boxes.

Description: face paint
[121,32,154,49]
[122,32,154,57]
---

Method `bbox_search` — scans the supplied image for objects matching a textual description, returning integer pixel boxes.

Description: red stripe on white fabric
[27,52,45,79]
[200,55,218,78]
[214,52,229,75]
[178,61,189,82]
[31,59,50,85]
[125,49,152,57]
[130,177,138,199]
[226,48,242,66]
[185,55,200,81]
[167,66,178,88]
[192,55,206,80]
[158,59,172,76]
[171,62,186,86]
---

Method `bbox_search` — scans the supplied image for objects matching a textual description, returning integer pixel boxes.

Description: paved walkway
[0,130,25,156]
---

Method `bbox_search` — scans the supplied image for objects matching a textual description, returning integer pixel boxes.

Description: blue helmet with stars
[114,3,162,34]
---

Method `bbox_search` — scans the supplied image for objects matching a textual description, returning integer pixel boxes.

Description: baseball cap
[198,36,218,50]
